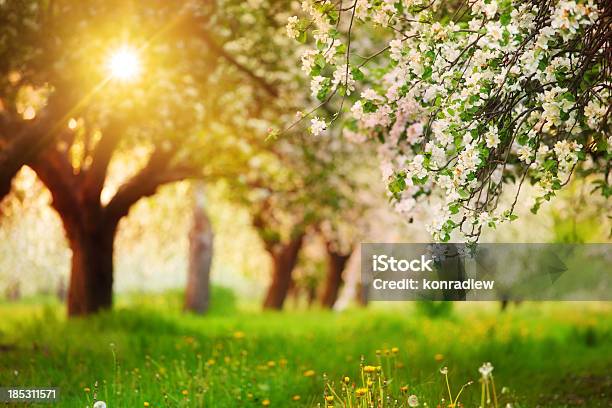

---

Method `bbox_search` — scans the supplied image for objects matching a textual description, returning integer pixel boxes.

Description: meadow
[0,291,610,407]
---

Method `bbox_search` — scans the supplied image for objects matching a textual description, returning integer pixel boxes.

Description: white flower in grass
[93,402,107,408]
[479,362,494,379]
[407,394,419,407]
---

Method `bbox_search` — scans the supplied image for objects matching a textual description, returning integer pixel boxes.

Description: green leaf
[412,175,428,185]
[297,30,307,44]
[315,54,326,68]
[351,67,365,81]
[363,101,377,113]
[500,12,511,25]
[388,174,406,194]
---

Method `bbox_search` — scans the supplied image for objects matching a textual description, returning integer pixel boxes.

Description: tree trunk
[320,245,350,308]
[29,116,194,317]
[436,244,467,301]
[184,182,214,314]
[65,222,117,316]
[334,245,367,310]
[263,234,304,310]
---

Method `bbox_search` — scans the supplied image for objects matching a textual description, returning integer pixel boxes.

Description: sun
[106,46,141,82]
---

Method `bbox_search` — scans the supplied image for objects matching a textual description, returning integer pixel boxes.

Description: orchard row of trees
[0,0,380,316]
[1,0,609,317]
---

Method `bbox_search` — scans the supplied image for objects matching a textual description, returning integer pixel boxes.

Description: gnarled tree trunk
[320,244,350,308]
[263,234,304,310]
[65,221,117,315]
[30,126,195,317]
[184,182,214,314]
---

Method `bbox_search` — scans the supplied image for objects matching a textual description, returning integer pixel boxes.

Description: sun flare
[106,46,141,82]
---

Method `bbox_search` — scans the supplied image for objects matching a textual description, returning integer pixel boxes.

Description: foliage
[290,0,611,242]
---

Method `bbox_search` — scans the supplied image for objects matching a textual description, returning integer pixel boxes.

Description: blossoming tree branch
[286,0,611,241]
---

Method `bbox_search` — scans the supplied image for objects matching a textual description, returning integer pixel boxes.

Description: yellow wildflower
[303,369,315,377]
[363,365,376,373]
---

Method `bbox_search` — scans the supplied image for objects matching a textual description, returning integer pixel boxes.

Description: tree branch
[104,148,199,223]
[29,148,82,230]
[0,110,66,202]
[80,119,124,207]
[197,30,279,98]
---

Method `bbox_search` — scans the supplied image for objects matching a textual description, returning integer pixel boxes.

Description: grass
[0,292,610,407]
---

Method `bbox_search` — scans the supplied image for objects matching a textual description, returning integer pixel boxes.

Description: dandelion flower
[325,395,334,402]
[262,399,270,406]
[144,403,150,407]
[292,395,301,401]
[303,369,315,377]
[479,362,494,379]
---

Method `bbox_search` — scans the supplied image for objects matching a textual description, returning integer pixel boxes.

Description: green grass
[0,293,610,407]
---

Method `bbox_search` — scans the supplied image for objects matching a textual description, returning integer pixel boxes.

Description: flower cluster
[321,351,505,407]
[290,0,611,241]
